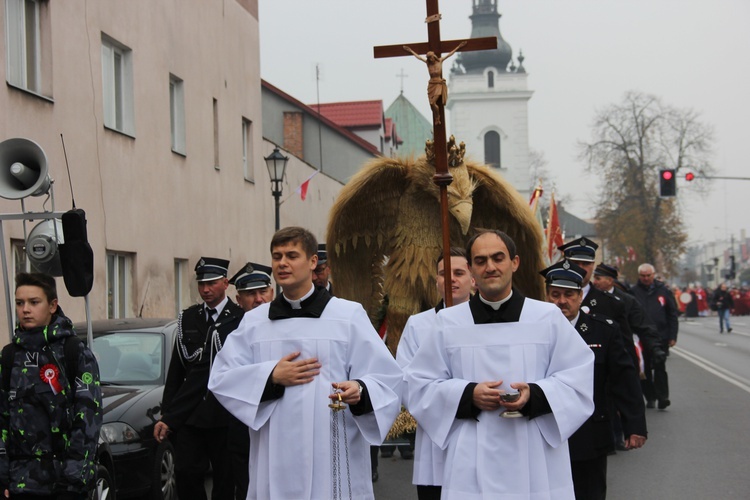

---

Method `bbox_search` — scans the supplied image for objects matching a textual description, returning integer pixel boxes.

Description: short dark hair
[270,227,318,259]
[15,272,58,302]
[436,246,467,267]
[466,229,517,262]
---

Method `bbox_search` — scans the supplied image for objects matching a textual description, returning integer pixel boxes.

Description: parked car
[76,318,178,500]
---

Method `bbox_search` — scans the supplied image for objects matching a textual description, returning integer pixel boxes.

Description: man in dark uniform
[592,263,663,369]
[225,262,274,500]
[558,239,665,368]
[154,257,244,500]
[312,243,332,294]
[542,260,647,500]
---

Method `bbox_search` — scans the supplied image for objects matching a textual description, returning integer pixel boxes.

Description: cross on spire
[396,68,408,94]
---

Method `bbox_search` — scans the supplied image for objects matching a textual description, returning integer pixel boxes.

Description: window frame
[170,74,186,155]
[101,34,135,136]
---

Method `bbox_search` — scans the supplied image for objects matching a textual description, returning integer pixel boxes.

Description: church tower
[447,0,533,197]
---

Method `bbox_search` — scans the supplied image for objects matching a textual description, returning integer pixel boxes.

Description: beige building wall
[0,0,342,336]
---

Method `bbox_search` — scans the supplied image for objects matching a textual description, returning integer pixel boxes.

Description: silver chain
[330,397,352,500]
[176,311,203,363]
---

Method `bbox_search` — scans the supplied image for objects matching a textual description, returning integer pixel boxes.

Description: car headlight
[101,422,140,444]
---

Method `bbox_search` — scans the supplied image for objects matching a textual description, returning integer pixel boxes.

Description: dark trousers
[641,342,669,402]
[571,455,607,500]
[230,448,249,500]
[417,484,442,500]
[172,424,233,500]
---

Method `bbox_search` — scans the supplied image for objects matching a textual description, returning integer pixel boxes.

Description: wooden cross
[374,0,495,306]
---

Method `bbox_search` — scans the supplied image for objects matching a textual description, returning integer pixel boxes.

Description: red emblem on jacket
[40,364,63,394]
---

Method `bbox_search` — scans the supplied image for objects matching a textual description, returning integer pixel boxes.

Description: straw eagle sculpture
[327,136,546,355]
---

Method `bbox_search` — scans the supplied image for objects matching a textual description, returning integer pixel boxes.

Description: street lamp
[264,147,289,231]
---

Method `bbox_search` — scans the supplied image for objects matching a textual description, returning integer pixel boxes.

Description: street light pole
[264,147,289,233]
[264,147,289,295]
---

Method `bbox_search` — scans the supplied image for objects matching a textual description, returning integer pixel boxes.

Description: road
[372,315,750,499]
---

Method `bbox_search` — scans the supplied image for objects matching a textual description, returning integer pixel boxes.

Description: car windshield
[92,332,164,385]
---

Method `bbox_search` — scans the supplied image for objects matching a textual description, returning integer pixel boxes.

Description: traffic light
[659,169,676,196]
[685,172,695,181]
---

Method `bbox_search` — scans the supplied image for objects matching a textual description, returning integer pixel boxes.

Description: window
[170,75,186,155]
[487,71,494,88]
[5,0,52,96]
[213,98,220,169]
[174,258,189,317]
[107,251,133,318]
[242,118,254,181]
[484,131,501,169]
[101,34,135,135]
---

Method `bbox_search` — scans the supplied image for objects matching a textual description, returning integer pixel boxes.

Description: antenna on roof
[316,63,324,174]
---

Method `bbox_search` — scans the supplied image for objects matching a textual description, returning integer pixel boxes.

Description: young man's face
[198,278,229,308]
[236,286,274,312]
[15,285,57,330]
[547,286,583,321]
[436,256,474,305]
[272,240,317,299]
[469,233,519,302]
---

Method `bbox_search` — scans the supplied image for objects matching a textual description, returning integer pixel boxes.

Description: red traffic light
[685,172,695,181]
[661,170,673,181]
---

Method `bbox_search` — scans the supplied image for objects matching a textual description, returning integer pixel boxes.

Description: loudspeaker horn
[0,137,51,200]
[26,219,64,277]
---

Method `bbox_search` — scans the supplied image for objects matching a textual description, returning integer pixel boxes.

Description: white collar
[283,284,315,310]
[479,290,513,311]
[205,296,228,317]
[570,312,581,327]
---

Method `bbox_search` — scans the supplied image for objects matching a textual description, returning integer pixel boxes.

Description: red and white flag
[546,193,564,263]
[295,171,319,201]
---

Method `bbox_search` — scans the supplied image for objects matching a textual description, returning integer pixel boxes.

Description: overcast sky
[258,0,750,250]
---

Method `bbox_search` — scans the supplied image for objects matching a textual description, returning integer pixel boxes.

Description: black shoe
[372,470,379,482]
[400,449,414,460]
[646,400,655,409]
[380,449,393,458]
[728,328,733,333]
[658,399,671,410]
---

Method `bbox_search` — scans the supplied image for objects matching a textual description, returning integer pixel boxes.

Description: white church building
[447,0,533,198]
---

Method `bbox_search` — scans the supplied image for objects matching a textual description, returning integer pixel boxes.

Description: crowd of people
[3,224,741,499]
[149,227,687,500]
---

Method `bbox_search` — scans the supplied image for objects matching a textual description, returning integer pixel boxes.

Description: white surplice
[396,308,446,487]
[405,298,594,500]
[208,297,403,500]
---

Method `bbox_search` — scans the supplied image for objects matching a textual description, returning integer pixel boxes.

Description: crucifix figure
[374,0,496,306]
[403,41,466,125]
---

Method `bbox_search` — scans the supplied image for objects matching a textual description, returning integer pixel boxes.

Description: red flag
[546,193,564,262]
[296,171,318,201]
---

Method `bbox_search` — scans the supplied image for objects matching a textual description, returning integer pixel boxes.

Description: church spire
[455,0,514,74]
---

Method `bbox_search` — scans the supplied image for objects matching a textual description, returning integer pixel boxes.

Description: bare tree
[579,91,714,280]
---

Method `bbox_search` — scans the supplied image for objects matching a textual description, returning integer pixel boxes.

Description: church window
[484,131,501,168]
[488,71,494,88]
